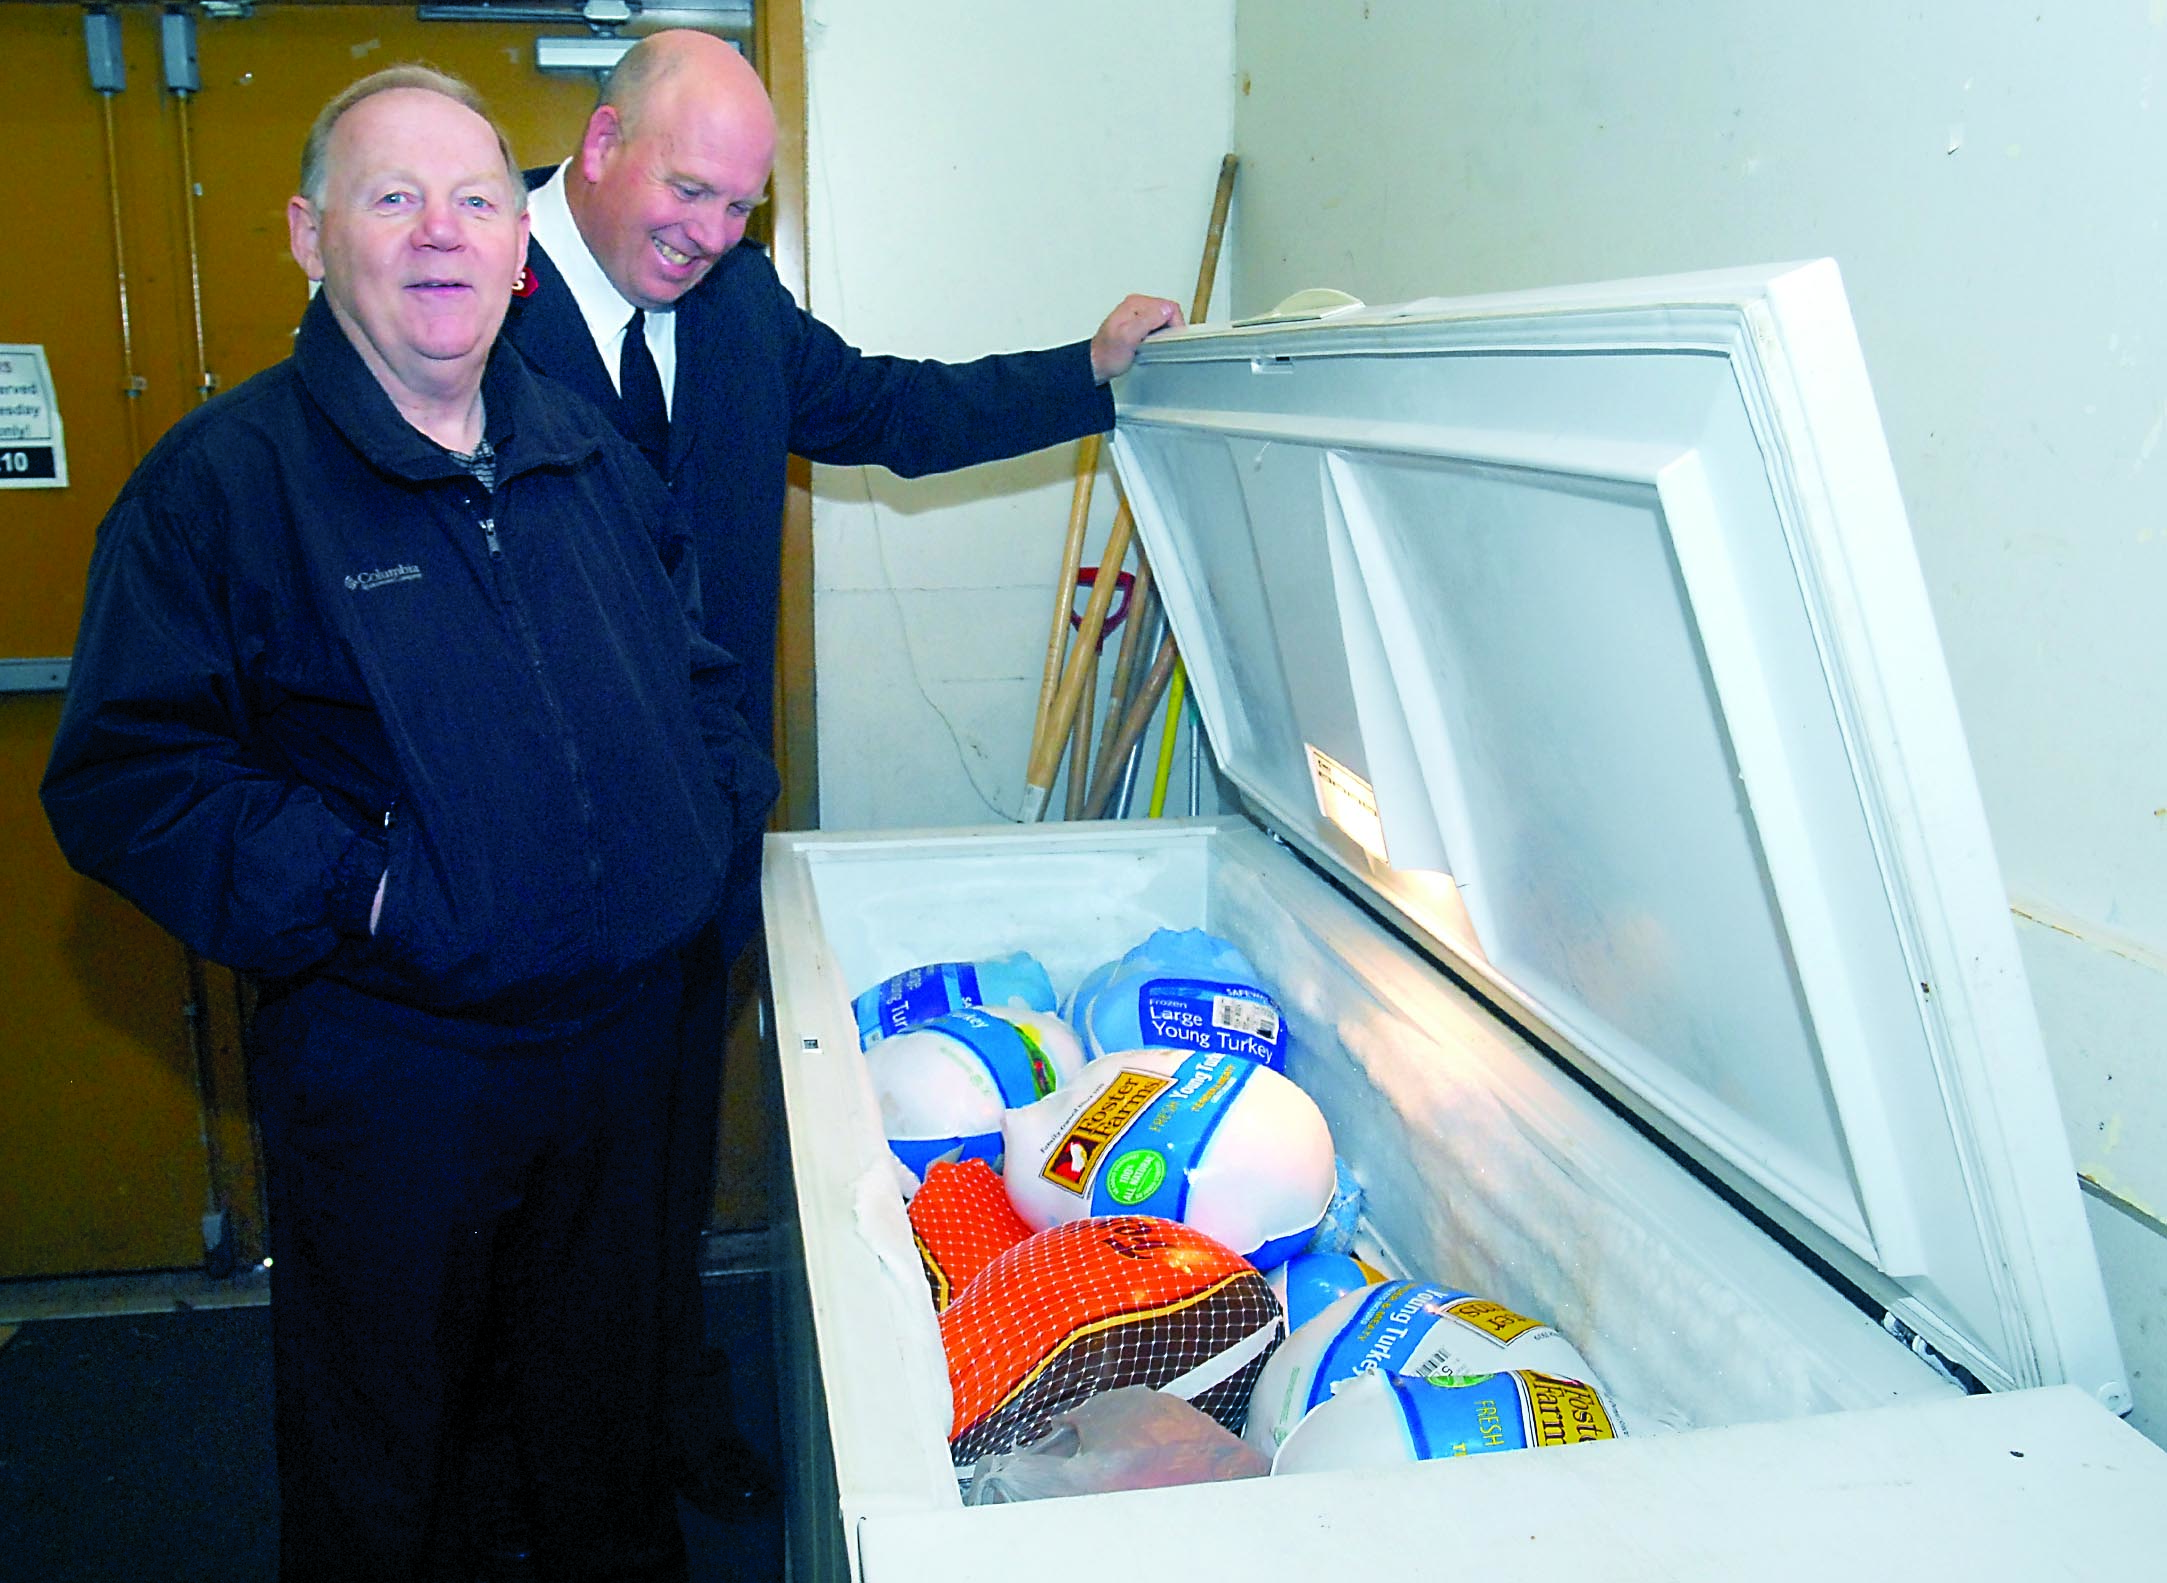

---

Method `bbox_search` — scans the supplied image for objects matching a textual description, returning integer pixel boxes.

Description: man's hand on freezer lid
[1090,294,1186,383]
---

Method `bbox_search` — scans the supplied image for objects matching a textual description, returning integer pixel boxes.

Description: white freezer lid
[1109,259,2127,1409]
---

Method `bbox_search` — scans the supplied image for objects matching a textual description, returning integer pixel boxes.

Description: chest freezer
[761,259,2167,1581]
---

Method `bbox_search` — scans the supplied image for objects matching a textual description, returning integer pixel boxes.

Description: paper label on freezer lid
[1306,744,1389,864]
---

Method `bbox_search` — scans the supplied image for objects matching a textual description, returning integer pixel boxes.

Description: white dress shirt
[526,162,678,417]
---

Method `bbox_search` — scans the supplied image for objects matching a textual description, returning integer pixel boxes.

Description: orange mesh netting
[941,1215,1281,1464]
[910,1158,1035,1313]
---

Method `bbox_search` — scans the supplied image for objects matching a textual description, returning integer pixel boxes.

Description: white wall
[1233,0,2167,1443]
[804,0,1237,829]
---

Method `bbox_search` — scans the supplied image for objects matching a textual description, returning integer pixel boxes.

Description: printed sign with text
[0,345,67,489]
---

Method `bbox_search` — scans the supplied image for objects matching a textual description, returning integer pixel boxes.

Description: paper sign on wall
[0,345,68,490]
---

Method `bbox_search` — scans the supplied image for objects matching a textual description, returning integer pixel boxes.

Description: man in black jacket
[502,27,1183,1511]
[43,67,769,1581]
[509,28,1179,952]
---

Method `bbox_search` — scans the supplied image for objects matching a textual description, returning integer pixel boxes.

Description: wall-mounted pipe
[164,6,216,405]
[158,3,238,1276]
[86,6,147,460]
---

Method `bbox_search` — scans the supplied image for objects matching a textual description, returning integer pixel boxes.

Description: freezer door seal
[1109,259,2126,1410]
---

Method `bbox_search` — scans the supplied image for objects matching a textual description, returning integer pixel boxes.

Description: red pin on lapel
[513,264,538,298]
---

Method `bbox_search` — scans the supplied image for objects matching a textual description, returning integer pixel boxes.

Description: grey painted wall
[1232,0,2167,1441]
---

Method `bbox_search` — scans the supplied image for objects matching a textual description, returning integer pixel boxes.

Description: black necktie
[618,308,669,471]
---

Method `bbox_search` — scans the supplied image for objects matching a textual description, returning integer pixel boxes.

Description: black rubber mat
[0,1304,279,1582]
[682,1270,787,1582]
[0,1273,784,1581]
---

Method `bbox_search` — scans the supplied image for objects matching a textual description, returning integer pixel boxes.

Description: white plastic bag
[965,1387,1270,1504]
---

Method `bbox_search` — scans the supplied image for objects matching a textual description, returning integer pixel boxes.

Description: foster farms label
[1087,1050,1259,1220]
[1039,1070,1175,1196]
[1393,1371,1621,1460]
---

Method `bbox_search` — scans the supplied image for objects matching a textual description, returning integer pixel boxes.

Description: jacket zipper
[461,479,609,947]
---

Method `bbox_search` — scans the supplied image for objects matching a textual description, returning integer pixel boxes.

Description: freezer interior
[764,818,1958,1559]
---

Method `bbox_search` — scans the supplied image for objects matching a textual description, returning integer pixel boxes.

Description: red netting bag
[909,1157,1035,1313]
[940,1214,1283,1465]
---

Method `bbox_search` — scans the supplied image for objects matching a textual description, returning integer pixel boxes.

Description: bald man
[510,29,1177,935]
[502,28,1182,1516]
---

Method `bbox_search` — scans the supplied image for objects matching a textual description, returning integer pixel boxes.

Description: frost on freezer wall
[1198,854,1955,1435]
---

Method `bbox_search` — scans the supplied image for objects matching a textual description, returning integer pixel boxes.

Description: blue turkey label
[1392,1372,1620,1460]
[1088,1050,1257,1220]
[1137,978,1287,1069]
[927,1007,1058,1108]
[854,962,982,1046]
[887,1131,1000,1182]
[1306,1281,1445,1411]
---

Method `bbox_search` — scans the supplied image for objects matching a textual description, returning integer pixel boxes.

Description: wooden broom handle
[1022,154,1239,819]
[1025,434,1102,782]
[1190,155,1239,332]
[1083,631,1180,818]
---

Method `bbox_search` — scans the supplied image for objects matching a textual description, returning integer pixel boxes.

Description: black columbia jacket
[43,294,775,1026]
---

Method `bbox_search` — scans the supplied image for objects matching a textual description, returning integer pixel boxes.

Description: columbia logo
[345,564,423,591]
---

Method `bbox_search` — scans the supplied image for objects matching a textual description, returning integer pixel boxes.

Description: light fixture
[414,2,753,30]
[412,1,751,78]
[534,34,637,74]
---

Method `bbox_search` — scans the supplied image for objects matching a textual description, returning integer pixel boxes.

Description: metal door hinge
[1880,1312,1967,1391]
